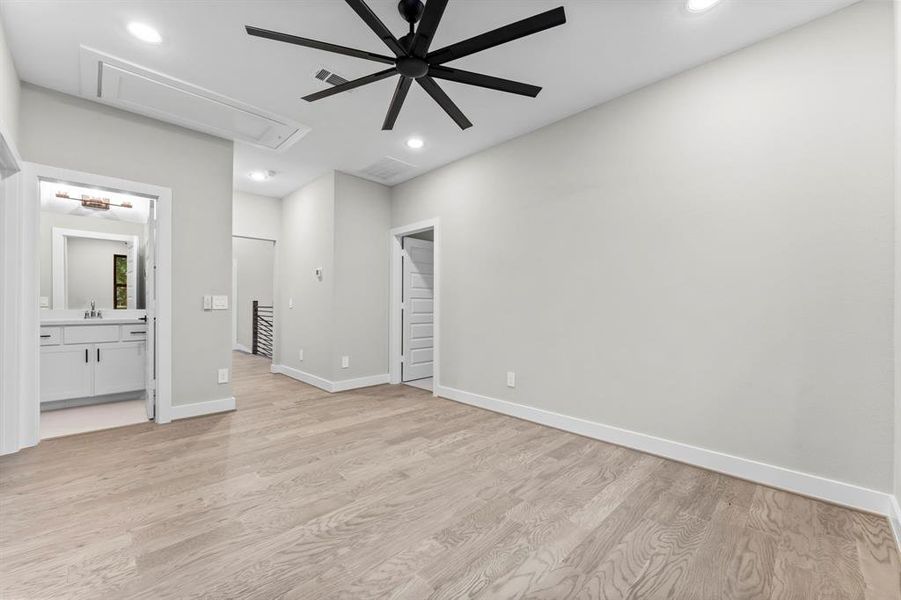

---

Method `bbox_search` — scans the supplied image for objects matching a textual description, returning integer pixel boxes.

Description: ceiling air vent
[358,156,417,183]
[314,68,349,87]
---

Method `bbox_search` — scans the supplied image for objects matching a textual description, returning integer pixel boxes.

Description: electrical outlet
[506,371,516,388]
[341,356,349,369]
[218,368,229,384]
[203,295,212,310]
[299,348,304,361]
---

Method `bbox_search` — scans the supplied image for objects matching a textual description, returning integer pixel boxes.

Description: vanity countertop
[41,318,146,326]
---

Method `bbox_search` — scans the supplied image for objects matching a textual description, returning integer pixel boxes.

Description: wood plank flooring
[1,351,898,599]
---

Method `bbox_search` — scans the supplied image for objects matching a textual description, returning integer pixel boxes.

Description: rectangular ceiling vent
[79,46,310,152]
[357,156,417,183]
[314,68,349,87]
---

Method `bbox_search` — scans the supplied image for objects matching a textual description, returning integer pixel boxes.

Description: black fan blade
[343,0,406,57]
[383,76,413,130]
[428,65,541,97]
[417,76,472,130]
[427,6,566,65]
[245,26,395,65]
[410,0,448,57]
[303,68,397,102]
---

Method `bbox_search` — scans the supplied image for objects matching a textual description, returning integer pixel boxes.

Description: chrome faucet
[84,301,102,319]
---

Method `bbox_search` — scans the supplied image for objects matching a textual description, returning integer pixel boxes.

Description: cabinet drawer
[121,324,148,340]
[63,325,120,345]
[39,327,61,346]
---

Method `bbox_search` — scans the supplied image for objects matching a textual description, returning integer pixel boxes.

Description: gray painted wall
[391,2,895,492]
[233,191,280,241]
[234,237,274,350]
[0,13,19,150]
[20,84,234,407]
[894,0,901,514]
[277,172,335,378]
[275,171,390,383]
[333,172,391,381]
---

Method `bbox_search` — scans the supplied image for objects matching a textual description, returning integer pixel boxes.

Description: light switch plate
[212,295,228,310]
[299,348,304,361]
[203,295,212,310]
[40,296,49,308]
[218,368,229,384]
[506,371,516,388]
[341,356,349,369]
[288,298,294,309]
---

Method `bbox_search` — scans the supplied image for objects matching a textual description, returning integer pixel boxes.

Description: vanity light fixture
[686,0,722,13]
[127,22,162,44]
[406,137,424,150]
[249,170,275,182]
[55,191,132,210]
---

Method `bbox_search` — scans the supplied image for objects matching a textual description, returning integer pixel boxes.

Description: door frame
[10,162,173,453]
[389,218,439,394]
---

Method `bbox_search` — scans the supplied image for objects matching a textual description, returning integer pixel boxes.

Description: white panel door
[402,237,434,382]
[40,345,92,402]
[94,342,146,396]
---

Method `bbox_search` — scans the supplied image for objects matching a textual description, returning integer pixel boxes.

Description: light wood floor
[2,352,899,599]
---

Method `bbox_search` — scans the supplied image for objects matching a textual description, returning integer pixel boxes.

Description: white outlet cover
[203,295,212,310]
[288,298,294,309]
[299,348,304,361]
[506,371,516,388]
[212,295,229,310]
[218,368,229,383]
[341,356,349,369]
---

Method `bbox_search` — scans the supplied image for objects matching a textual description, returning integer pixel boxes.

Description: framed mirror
[51,228,139,310]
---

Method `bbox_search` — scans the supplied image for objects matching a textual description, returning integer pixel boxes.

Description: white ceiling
[3,0,859,198]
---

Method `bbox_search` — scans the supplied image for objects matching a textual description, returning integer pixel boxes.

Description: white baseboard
[170,397,235,420]
[233,343,251,354]
[271,364,389,393]
[889,495,901,553]
[436,385,895,517]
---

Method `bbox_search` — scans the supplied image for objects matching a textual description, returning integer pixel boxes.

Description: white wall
[0,12,19,150]
[234,237,274,350]
[333,172,391,380]
[233,190,280,241]
[20,84,234,407]
[392,2,895,493]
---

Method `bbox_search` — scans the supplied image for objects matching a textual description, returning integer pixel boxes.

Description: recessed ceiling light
[406,137,424,150]
[249,170,274,182]
[127,22,162,44]
[686,0,722,13]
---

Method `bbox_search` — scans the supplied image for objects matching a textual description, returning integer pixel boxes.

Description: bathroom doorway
[20,163,172,442]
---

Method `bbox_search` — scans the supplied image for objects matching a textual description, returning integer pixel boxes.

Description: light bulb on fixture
[686,0,722,13]
[249,170,274,182]
[406,137,424,150]
[127,22,162,44]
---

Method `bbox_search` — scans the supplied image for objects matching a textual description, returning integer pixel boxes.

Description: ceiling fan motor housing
[398,0,425,24]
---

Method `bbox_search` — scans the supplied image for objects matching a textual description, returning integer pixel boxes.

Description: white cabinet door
[94,342,145,396]
[40,345,93,402]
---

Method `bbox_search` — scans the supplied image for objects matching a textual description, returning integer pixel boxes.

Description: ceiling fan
[246,0,566,130]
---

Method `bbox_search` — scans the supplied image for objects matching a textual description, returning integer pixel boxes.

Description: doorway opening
[389,219,439,395]
[26,164,172,440]
[232,235,276,361]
